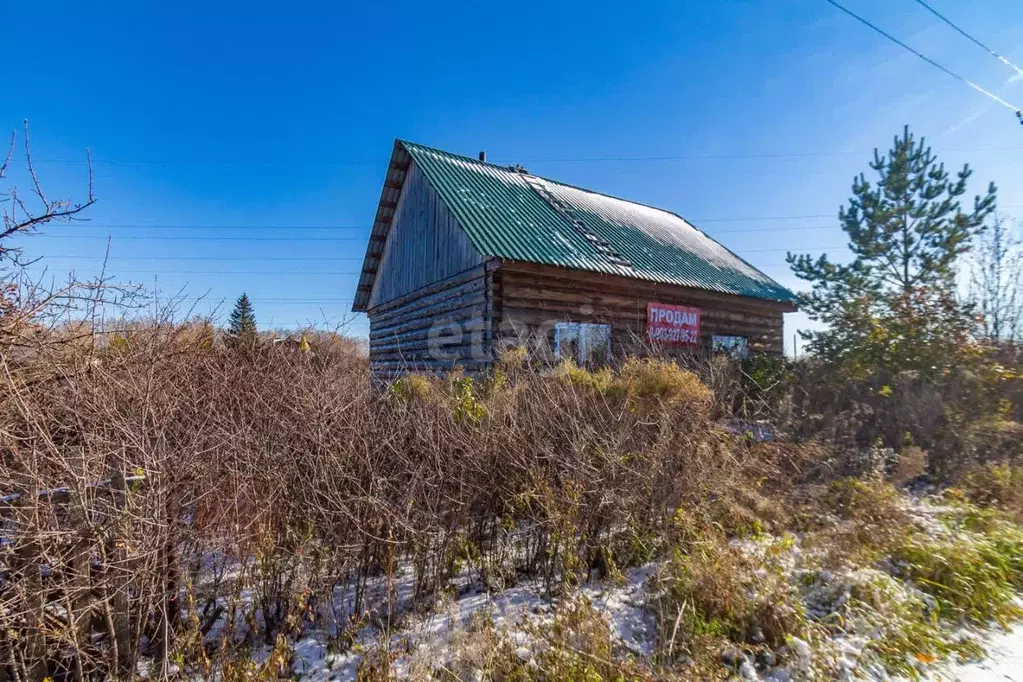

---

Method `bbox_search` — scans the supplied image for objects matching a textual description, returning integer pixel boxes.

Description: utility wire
[912,0,1023,78]
[176,298,357,303]
[41,245,838,261]
[823,0,1023,114]
[43,245,844,261]
[72,270,364,275]
[27,224,374,231]
[34,235,374,242]
[57,266,794,277]
[30,224,843,241]
[30,205,1023,230]
[50,255,366,261]
[126,296,357,303]
[29,143,1023,166]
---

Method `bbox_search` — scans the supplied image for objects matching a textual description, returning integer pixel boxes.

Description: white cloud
[941,108,986,137]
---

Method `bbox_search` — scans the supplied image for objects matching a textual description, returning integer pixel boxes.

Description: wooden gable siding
[368,160,485,309]
[492,261,789,355]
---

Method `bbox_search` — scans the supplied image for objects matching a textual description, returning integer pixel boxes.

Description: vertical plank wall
[368,161,484,308]
[366,160,490,372]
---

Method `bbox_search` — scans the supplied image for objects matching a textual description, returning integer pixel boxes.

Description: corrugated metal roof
[356,140,797,309]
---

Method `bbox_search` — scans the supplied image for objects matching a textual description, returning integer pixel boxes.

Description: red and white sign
[646,302,701,346]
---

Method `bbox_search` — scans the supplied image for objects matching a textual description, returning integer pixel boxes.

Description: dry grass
[792,478,917,567]
[0,315,794,680]
[7,125,1023,681]
[954,462,1023,521]
[650,524,808,672]
[0,302,1020,680]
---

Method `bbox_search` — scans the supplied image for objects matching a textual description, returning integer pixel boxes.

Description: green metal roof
[371,140,796,305]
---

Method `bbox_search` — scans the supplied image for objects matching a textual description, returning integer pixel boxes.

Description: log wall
[367,264,494,373]
[366,259,793,373]
[492,261,792,356]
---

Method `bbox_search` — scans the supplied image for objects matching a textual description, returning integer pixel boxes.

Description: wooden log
[372,317,486,348]
[497,294,781,329]
[369,358,492,371]
[370,345,488,363]
[367,263,488,316]
[500,273,789,320]
[369,277,486,327]
[371,299,486,338]
[498,260,796,313]
[372,325,486,355]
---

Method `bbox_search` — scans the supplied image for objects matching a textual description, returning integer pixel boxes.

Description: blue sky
[5,0,1023,352]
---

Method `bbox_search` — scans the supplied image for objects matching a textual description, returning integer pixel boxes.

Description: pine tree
[226,293,257,351]
[787,126,996,376]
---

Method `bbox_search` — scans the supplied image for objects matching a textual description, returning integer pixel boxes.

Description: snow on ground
[915,622,1023,682]
[271,562,1023,681]
[280,563,1023,682]
[582,564,659,656]
[201,498,1023,680]
[281,565,657,681]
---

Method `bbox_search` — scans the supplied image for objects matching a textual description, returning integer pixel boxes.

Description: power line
[32,158,387,168]
[173,298,357,303]
[35,219,822,230]
[30,224,845,242]
[525,147,1023,163]
[912,0,1023,78]
[29,143,1023,166]
[61,270,364,276]
[694,214,832,223]
[19,217,834,234]
[823,0,1023,114]
[31,224,373,231]
[120,297,357,303]
[35,205,1020,231]
[30,234,372,242]
[50,255,366,261]
[741,245,845,253]
[711,224,833,234]
[44,245,844,262]
[700,205,1023,222]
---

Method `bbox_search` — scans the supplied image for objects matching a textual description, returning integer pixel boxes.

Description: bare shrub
[794,478,916,567]
[890,445,928,486]
[1,312,801,680]
[777,356,1023,481]
[955,462,1023,520]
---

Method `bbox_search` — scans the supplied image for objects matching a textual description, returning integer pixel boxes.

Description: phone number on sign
[648,326,699,344]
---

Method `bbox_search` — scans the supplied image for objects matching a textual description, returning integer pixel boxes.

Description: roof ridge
[392,139,797,304]
[397,139,511,172]
[398,140,721,238]
[537,174,691,222]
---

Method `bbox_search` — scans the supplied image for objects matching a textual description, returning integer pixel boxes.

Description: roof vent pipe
[478,151,486,162]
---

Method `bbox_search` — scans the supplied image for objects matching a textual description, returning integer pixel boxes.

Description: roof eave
[351,140,412,312]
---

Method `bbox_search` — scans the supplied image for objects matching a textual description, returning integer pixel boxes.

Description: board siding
[367,160,485,309]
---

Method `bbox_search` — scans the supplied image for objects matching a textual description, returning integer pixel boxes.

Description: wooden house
[352,141,797,372]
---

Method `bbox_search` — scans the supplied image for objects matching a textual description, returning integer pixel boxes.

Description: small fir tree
[787,126,996,376]
[226,293,257,351]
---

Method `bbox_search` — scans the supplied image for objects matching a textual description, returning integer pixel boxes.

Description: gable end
[352,141,412,312]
